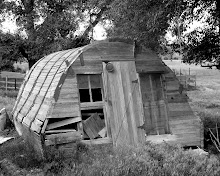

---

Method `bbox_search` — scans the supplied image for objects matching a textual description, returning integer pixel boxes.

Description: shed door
[139,73,170,135]
[102,61,145,146]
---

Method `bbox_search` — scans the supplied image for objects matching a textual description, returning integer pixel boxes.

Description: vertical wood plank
[120,62,135,146]
[159,75,170,133]
[103,61,145,147]
[88,75,93,102]
[139,73,169,135]
[76,73,84,137]
[149,75,159,135]
[134,74,146,144]
[108,62,129,146]
[15,78,17,90]
[102,70,112,139]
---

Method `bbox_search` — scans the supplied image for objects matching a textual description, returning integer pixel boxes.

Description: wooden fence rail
[0,71,25,93]
[176,75,196,89]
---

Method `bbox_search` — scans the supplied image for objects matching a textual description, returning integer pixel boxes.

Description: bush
[198,111,220,153]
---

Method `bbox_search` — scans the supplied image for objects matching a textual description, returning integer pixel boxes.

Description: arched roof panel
[12,46,87,133]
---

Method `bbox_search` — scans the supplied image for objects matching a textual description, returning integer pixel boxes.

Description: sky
[1,17,18,33]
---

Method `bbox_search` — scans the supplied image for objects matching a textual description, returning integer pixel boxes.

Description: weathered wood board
[83,113,105,139]
[103,61,145,147]
[45,131,82,146]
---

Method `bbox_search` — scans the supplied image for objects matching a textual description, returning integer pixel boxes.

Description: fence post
[195,75,197,89]
[15,78,17,90]
[5,76,8,95]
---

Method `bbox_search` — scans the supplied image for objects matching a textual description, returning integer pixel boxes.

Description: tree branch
[82,0,113,38]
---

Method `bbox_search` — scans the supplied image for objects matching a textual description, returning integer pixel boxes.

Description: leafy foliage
[177,0,219,68]
[106,0,186,51]
[0,32,24,71]
[0,0,113,69]
[183,30,220,66]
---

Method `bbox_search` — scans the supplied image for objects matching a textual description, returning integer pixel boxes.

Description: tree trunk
[28,59,37,69]
[82,0,113,38]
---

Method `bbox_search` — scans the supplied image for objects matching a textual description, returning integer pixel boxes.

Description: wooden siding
[146,65,203,147]
[51,74,81,118]
[103,61,145,147]
[135,52,168,73]
[163,66,203,147]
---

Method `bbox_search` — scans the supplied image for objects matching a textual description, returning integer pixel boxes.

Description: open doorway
[139,73,170,135]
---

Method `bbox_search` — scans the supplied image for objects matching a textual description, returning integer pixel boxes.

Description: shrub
[198,112,220,153]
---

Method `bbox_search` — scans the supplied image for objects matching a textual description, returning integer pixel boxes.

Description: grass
[0,90,17,120]
[1,140,220,175]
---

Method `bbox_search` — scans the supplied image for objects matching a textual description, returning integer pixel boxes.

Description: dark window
[79,89,90,102]
[77,74,103,103]
[91,88,102,102]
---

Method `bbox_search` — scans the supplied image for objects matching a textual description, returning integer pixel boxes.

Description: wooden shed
[12,40,203,155]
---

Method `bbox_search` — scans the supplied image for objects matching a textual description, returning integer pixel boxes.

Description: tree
[171,0,220,68]
[106,0,187,51]
[0,31,25,71]
[0,0,114,69]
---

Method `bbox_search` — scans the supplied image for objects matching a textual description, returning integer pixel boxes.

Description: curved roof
[12,40,167,134]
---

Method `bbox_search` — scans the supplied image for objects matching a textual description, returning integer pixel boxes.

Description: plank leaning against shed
[12,39,203,157]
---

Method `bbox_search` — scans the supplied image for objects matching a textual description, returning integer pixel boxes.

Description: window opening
[77,74,103,103]
[77,74,107,140]
[46,118,78,131]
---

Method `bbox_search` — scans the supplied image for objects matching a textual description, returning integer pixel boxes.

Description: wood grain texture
[81,137,112,145]
[46,117,81,130]
[83,113,105,139]
[103,61,145,147]
[45,131,81,146]
[51,75,81,118]
[163,64,203,147]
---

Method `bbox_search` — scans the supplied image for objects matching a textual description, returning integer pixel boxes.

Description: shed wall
[164,68,203,147]
[51,72,80,118]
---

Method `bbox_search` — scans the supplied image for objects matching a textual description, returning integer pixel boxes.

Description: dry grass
[0,93,16,116]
